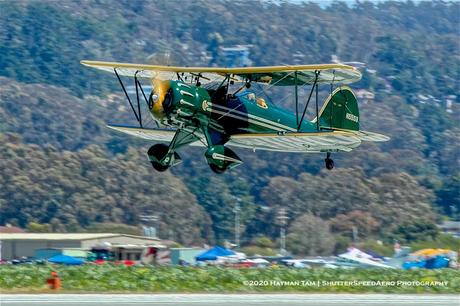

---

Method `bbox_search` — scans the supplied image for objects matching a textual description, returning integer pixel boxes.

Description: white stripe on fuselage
[210,104,297,132]
[210,108,289,132]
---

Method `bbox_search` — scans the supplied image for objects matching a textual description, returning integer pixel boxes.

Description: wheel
[325,158,334,170]
[148,144,170,172]
[151,161,169,172]
[209,163,228,174]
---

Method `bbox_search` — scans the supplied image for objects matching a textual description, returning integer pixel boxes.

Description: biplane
[81,60,389,173]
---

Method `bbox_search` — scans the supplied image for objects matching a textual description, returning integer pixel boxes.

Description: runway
[1,294,458,306]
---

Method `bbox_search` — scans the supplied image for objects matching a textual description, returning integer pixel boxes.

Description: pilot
[243,92,268,109]
[256,97,268,109]
[247,92,256,101]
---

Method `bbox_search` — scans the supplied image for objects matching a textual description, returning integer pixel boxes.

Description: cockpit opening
[236,90,268,109]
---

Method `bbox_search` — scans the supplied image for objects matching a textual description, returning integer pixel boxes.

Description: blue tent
[403,255,450,270]
[195,246,236,261]
[48,254,85,265]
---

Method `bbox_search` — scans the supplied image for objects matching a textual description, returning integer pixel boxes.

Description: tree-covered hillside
[0,0,458,253]
[0,133,212,245]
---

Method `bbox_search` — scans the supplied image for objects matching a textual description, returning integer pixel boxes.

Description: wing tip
[80,60,91,66]
[358,131,391,142]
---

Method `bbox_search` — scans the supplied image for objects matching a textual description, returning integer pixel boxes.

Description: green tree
[85,223,141,235]
[26,222,52,233]
[330,210,380,238]
[392,220,439,243]
[437,175,460,219]
[286,214,335,256]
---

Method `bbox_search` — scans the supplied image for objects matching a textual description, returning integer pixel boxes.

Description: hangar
[0,233,164,260]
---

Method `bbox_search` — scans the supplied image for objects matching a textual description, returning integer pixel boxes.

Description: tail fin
[316,86,359,131]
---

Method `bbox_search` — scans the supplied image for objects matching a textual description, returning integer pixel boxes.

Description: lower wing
[228,130,389,153]
[107,124,388,153]
[229,131,361,153]
[107,124,206,147]
[351,130,390,142]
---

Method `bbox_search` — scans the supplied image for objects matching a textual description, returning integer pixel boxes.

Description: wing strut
[315,82,319,131]
[134,71,142,128]
[114,68,141,127]
[297,70,320,131]
[114,68,152,128]
[295,71,299,126]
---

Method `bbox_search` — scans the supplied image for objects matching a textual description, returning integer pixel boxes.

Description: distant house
[221,45,252,67]
[445,95,456,114]
[437,221,460,238]
[355,89,375,102]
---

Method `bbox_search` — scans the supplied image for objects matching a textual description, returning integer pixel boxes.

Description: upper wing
[81,61,228,85]
[81,60,361,85]
[231,64,361,86]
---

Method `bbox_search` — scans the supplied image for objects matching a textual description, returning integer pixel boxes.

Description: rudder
[317,86,359,131]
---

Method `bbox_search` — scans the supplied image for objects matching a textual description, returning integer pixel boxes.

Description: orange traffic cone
[46,271,61,290]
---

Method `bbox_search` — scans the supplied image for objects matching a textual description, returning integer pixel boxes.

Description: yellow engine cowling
[149,79,171,119]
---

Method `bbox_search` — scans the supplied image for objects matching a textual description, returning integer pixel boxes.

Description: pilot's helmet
[247,93,256,101]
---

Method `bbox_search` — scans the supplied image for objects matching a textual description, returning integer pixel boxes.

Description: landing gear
[205,145,242,174]
[325,152,334,170]
[209,163,228,174]
[147,144,170,172]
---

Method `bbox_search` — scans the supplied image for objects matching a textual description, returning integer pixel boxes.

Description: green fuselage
[159,80,315,140]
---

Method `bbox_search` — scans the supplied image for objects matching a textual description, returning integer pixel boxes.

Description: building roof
[0,233,161,241]
[438,221,460,229]
[0,226,25,233]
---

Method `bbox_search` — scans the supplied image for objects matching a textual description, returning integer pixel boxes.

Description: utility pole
[277,208,289,255]
[233,198,241,249]
[139,213,159,238]
[352,226,358,242]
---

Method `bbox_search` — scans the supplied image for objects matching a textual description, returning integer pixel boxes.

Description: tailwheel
[147,144,170,172]
[325,152,334,170]
[209,163,228,174]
